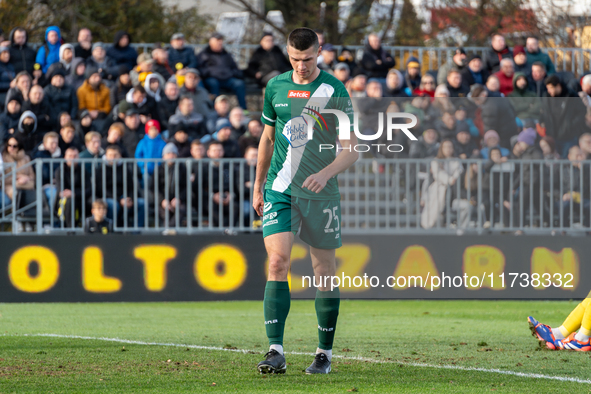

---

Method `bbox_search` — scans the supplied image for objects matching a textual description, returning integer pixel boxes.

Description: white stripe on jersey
[271,82,335,193]
[262,113,276,123]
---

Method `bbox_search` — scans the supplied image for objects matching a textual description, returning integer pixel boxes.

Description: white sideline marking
[5,333,591,384]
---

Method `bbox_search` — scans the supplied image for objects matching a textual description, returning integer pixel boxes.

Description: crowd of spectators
[0,25,590,232]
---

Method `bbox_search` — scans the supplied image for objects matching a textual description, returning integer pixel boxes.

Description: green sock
[315,287,340,350]
[264,281,291,346]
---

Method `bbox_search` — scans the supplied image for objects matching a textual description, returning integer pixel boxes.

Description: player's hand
[302,172,329,194]
[253,190,264,216]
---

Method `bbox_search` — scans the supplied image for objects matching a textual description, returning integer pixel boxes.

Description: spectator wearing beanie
[59,43,75,73]
[507,72,541,121]
[512,45,530,74]
[0,96,22,141]
[77,65,111,121]
[44,67,78,119]
[8,27,36,75]
[480,129,510,159]
[106,31,138,71]
[135,119,166,176]
[110,64,132,108]
[404,56,422,92]
[202,118,241,158]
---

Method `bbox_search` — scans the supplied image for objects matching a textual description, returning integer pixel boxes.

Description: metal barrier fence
[27,43,591,76]
[3,157,591,235]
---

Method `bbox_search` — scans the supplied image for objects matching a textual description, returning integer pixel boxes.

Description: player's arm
[253,124,276,216]
[302,133,359,193]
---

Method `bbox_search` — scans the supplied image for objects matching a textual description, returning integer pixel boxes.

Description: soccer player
[253,28,358,374]
[529,293,591,351]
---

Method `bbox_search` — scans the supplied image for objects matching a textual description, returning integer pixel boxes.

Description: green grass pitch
[1,300,590,393]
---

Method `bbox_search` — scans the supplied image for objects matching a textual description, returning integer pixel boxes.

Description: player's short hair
[287,28,319,51]
[92,199,107,210]
[85,131,101,143]
[43,131,59,143]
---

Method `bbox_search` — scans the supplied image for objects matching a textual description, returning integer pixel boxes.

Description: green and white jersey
[260,70,354,200]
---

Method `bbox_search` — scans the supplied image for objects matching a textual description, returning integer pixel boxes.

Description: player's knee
[268,253,290,277]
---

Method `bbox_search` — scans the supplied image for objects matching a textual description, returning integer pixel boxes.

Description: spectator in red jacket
[494,58,515,96]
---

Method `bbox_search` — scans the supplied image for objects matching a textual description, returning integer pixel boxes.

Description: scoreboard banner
[0,234,587,302]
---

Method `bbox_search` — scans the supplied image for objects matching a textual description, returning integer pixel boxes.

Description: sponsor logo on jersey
[265,319,279,325]
[263,219,278,227]
[288,90,310,98]
[274,103,288,107]
[263,202,272,212]
[282,116,309,149]
[263,212,277,221]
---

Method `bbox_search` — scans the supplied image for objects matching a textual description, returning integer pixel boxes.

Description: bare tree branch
[220,0,288,36]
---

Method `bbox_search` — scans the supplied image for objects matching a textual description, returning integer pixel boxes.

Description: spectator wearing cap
[403,56,421,92]
[59,43,75,73]
[36,26,62,73]
[206,95,230,133]
[512,45,530,74]
[201,118,241,158]
[152,142,188,224]
[482,33,513,74]
[0,46,15,109]
[508,72,541,122]
[159,82,179,131]
[130,52,154,87]
[360,33,395,80]
[333,63,351,85]
[135,119,166,176]
[170,128,191,158]
[480,129,510,159]
[0,96,22,142]
[525,36,555,75]
[44,67,78,119]
[246,32,290,87]
[493,58,515,96]
[152,48,173,81]
[461,54,489,87]
[74,28,92,60]
[318,44,337,73]
[179,67,213,118]
[197,33,247,109]
[453,123,479,159]
[336,47,358,76]
[168,95,207,140]
[77,65,111,124]
[106,31,138,71]
[541,74,586,157]
[470,84,518,149]
[67,57,86,92]
[86,42,118,82]
[437,48,466,85]
[446,68,469,97]
[8,27,36,75]
[168,33,197,70]
[122,108,141,156]
[110,65,132,108]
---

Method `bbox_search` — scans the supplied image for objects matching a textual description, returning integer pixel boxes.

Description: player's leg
[305,245,339,374]
[529,295,591,349]
[556,297,591,351]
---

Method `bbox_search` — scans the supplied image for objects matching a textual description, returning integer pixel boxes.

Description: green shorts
[262,189,342,249]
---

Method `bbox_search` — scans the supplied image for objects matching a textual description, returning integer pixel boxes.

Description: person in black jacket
[110,65,132,108]
[360,33,395,79]
[54,146,91,228]
[74,28,93,60]
[22,85,55,134]
[541,75,587,158]
[123,84,160,124]
[153,142,188,224]
[482,34,513,74]
[84,199,114,234]
[43,68,78,119]
[246,32,290,87]
[0,96,21,142]
[197,33,246,109]
[106,31,137,71]
[158,82,179,131]
[86,42,119,83]
[168,33,197,70]
[152,48,174,81]
[168,96,207,140]
[470,84,518,149]
[0,46,15,110]
[461,54,489,87]
[8,28,36,76]
[446,68,470,98]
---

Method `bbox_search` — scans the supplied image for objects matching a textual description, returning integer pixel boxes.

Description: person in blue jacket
[35,26,61,73]
[135,119,166,176]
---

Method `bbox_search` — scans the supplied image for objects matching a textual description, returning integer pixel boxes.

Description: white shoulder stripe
[262,113,276,123]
